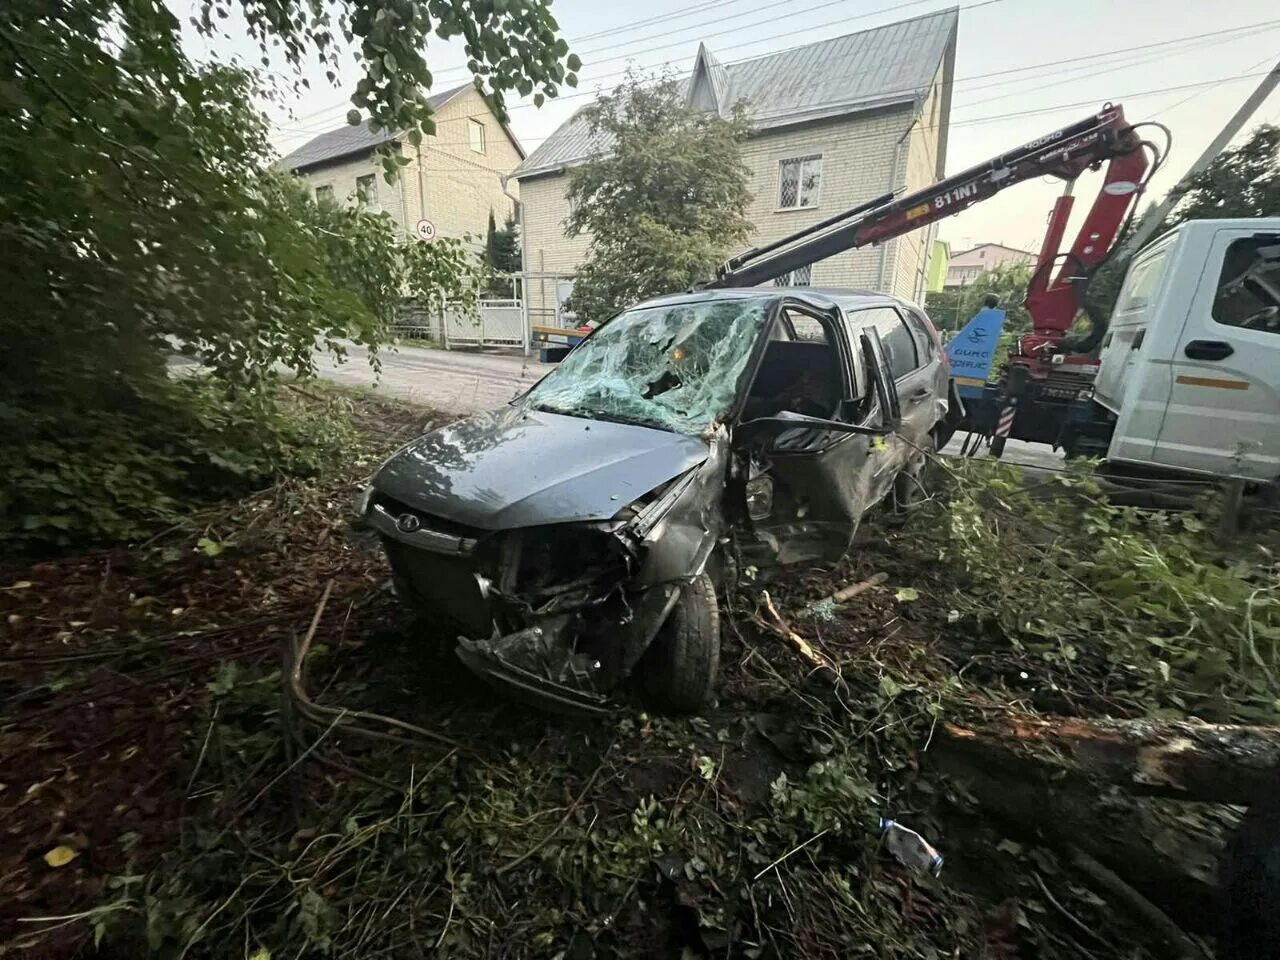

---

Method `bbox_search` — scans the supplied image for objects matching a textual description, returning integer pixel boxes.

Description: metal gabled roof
[514,7,958,180]
[279,82,473,173]
[688,43,730,114]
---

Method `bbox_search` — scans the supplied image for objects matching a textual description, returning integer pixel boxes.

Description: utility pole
[1118,58,1280,260]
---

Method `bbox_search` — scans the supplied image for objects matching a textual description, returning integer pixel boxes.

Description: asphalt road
[317,341,1064,471]
[315,342,544,412]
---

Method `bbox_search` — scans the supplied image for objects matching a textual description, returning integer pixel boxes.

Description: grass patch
[3,407,1274,958]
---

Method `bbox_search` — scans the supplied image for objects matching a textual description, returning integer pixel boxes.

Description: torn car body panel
[367,288,949,712]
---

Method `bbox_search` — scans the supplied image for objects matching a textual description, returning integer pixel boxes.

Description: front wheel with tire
[639,574,720,714]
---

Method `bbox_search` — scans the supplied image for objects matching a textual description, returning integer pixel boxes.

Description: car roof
[630,286,911,313]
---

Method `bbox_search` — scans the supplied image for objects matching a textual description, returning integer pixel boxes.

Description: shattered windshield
[525,298,771,434]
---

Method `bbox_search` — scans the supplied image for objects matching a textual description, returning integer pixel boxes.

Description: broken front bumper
[455,622,612,715]
[455,581,683,716]
[368,435,726,713]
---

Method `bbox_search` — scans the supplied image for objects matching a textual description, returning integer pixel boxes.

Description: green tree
[483,211,521,294]
[1173,123,1280,222]
[925,263,1034,333]
[564,70,754,323]
[0,0,570,544]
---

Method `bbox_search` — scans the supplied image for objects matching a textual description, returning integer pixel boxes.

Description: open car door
[734,310,902,566]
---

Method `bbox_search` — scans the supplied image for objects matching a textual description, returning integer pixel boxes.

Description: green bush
[919,459,1280,722]
[1,0,574,548]
[1,378,358,546]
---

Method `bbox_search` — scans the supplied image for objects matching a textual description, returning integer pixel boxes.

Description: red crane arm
[706,105,1152,347]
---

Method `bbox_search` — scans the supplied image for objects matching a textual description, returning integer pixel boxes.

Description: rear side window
[1114,242,1171,317]
[904,309,937,361]
[855,307,919,380]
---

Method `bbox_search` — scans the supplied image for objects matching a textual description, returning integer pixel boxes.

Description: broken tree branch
[496,759,608,877]
[756,591,833,671]
[939,714,1280,803]
[827,571,889,605]
[1068,848,1212,960]
[289,580,476,757]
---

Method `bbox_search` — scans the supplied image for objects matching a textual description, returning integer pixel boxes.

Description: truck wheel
[640,574,720,714]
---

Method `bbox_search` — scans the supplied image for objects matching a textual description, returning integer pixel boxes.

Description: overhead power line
[944,71,1275,131]
[272,17,1280,154]
[282,0,960,129]
[1155,53,1280,118]
[569,0,757,45]
[274,70,1275,173]
[281,6,1278,142]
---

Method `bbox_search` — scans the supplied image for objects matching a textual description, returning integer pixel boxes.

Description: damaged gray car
[358,288,951,714]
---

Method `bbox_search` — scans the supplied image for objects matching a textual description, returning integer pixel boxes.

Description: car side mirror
[861,328,901,431]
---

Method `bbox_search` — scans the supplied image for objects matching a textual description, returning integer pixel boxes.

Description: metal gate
[443,299,524,347]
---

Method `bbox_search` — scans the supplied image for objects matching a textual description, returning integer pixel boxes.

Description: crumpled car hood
[373,405,711,530]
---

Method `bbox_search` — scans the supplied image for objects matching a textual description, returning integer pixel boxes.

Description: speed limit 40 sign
[415,219,436,243]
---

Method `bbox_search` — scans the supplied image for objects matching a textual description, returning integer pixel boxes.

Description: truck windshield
[526,298,771,434]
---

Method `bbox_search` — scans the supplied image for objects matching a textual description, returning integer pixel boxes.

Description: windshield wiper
[529,401,674,433]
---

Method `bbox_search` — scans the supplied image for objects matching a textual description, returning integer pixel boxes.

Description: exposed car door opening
[739,301,851,423]
[744,326,839,421]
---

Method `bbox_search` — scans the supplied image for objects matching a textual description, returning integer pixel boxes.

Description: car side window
[904,309,936,362]
[782,307,829,343]
[854,307,919,380]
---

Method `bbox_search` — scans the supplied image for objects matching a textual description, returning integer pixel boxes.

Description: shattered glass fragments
[526,298,771,434]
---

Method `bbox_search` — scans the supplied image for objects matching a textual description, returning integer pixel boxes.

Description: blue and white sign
[945,306,1005,398]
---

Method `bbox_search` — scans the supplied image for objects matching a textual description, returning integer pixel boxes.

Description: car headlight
[745,476,773,521]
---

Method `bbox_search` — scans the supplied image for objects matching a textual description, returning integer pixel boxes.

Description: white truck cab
[1094,218,1280,481]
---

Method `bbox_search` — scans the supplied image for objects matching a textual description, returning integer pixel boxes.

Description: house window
[773,264,812,287]
[314,184,334,203]
[778,155,822,210]
[468,119,486,155]
[355,174,380,213]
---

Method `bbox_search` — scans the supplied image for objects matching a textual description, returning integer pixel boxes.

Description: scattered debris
[880,819,944,876]
[755,589,833,670]
[804,570,888,618]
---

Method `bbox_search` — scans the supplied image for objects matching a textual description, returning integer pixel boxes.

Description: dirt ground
[0,390,1246,959]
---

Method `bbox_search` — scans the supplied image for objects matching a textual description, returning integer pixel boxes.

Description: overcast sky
[185,0,1280,253]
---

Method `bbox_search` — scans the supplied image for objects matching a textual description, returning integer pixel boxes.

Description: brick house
[279,83,525,256]
[945,243,1036,287]
[511,8,958,322]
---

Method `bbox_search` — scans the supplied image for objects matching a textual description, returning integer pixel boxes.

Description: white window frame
[777,154,822,211]
[468,118,486,155]
[355,174,380,213]
[314,184,334,203]
[773,264,813,287]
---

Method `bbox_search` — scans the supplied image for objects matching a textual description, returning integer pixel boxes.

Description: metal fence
[443,300,524,347]
[389,273,578,355]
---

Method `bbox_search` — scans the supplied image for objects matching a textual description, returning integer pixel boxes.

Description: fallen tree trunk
[929,713,1278,934]
[939,715,1280,803]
